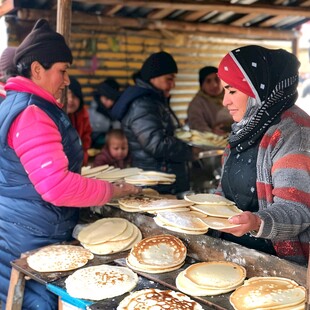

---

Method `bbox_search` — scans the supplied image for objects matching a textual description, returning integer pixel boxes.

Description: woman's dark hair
[16,61,54,78]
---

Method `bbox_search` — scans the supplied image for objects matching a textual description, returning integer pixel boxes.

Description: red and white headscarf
[218,52,255,98]
[217,45,299,145]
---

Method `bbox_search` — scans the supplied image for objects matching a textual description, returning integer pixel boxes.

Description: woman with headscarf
[0,19,140,309]
[216,45,310,265]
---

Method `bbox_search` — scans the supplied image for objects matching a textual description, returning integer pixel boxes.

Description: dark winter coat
[111,79,192,194]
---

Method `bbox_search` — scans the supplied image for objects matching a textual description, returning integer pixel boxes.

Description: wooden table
[6,206,308,309]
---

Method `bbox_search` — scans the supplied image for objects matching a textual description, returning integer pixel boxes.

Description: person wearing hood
[110,51,194,195]
[0,19,140,309]
[216,45,310,265]
[187,66,233,135]
[67,76,92,166]
[0,46,17,102]
[88,78,121,148]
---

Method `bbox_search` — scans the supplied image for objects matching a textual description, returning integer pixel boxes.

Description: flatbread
[65,264,138,301]
[184,193,235,205]
[154,216,209,235]
[139,199,193,211]
[155,211,209,231]
[176,270,237,296]
[127,234,186,271]
[126,257,184,274]
[81,224,141,255]
[185,261,246,289]
[125,174,175,185]
[140,171,176,179]
[27,245,94,272]
[190,204,243,218]
[118,196,165,210]
[77,218,128,244]
[117,288,203,310]
[81,164,109,176]
[230,277,306,310]
[200,216,240,230]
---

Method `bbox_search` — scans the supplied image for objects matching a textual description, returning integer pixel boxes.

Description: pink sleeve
[8,105,113,207]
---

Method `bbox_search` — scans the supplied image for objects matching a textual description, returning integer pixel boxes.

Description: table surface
[11,249,233,310]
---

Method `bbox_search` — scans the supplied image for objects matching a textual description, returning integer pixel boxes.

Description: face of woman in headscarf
[31,61,70,100]
[221,80,249,122]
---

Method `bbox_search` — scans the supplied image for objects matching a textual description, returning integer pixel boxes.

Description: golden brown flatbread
[127,234,186,273]
[27,245,94,272]
[117,288,203,310]
[230,277,306,310]
[65,264,138,301]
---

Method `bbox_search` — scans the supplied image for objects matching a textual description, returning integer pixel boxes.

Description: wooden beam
[148,8,175,20]
[182,10,212,22]
[230,13,261,27]
[259,15,290,28]
[301,0,310,6]
[17,9,299,40]
[56,0,72,112]
[105,4,123,16]
[73,0,310,18]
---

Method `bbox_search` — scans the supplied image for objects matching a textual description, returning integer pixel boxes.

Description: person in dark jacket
[111,51,193,195]
[88,78,121,148]
[0,47,17,102]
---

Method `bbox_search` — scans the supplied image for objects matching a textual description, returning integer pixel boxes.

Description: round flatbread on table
[26,244,94,272]
[117,288,203,310]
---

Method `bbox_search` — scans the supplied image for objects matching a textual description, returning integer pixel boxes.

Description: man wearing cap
[111,51,193,195]
[88,78,121,148]
[187,66,233,135]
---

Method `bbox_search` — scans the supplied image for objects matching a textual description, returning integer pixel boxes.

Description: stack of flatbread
[139,199,194,214]
[125,171,176,186]
[175,129,228,148]
[230,277,306,310]
[82,165,143,182]
[126,234,187,273]
[185,193,243,230]
[117,288,203,310]
[76,218,142,255]
[118,197,193,213]
[27,244,94,272]
[65,264,138,301]
[154,210,209,234]
[118,195,166,212]
[176,261,246,296]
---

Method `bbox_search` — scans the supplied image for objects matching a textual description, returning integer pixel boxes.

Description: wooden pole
[307,249,310,308]
[56,0,72,112]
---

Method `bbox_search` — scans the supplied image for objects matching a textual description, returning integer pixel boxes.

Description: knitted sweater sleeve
[8,105,113,207]
[256,115,310,240]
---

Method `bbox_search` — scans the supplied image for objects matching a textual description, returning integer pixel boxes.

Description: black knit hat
[199,66,218,86]
[140,51,178,82]
[0,47,17,78]
[14,19,73,65]
[94,78,120,102]
[69,76,84,110]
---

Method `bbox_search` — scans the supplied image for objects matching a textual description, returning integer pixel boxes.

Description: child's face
[108,137,128,160]
[67,89,80,114]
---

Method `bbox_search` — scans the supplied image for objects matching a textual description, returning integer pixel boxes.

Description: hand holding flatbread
[220,211,262,236]
[112,181,142,199]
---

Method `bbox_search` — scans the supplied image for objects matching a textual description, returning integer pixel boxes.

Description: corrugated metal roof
[1,0,310,40]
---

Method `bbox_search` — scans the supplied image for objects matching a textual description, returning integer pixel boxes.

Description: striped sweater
[220,105,310,265]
